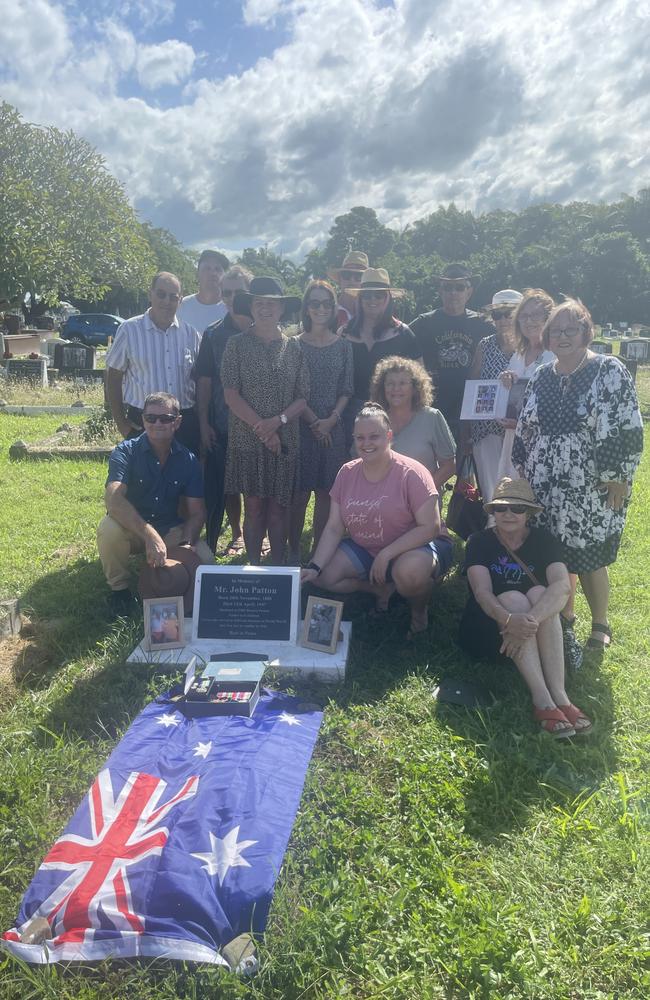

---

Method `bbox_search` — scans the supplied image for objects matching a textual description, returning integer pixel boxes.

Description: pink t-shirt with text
[330,453,438,557]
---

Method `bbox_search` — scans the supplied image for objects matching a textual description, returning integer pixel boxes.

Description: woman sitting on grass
[458,477,592,738]
[300,403,454,639]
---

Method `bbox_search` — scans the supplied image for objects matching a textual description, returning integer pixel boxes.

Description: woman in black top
[459,477,592,738]
[340,268,421,442]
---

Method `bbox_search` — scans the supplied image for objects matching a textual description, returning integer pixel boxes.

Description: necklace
[554,351,589,391]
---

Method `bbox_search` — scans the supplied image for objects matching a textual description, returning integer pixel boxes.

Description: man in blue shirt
[97,391,213,613]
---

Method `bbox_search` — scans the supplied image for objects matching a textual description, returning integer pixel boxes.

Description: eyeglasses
[441,282,470,292]
[361,290,388,300]
[493,309,514,320]
[519,311,547,324]
[340,270,364,281]
[549,326,582,339]
[143,413,178,424]
[307,299,334,310]
[154,289,181,303]
[494,504,529,514]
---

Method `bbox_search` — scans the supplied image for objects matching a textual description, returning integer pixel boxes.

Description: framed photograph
[505,378,529,421]
[300,597,343,655]
[460,379,509,421]
[143,596,185,651]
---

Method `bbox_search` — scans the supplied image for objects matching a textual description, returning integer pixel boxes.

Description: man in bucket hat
[327,250,369,327]
[410,263,493,443]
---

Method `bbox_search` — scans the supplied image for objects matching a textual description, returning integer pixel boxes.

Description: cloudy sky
[1,0,649,259]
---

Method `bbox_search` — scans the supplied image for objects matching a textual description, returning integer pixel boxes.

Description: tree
[0,102,153,314]
[325,207,395,268]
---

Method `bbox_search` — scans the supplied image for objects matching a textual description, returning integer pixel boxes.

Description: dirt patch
[0,617,65,701]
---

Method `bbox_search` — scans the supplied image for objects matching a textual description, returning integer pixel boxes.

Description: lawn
[0,397,648,999]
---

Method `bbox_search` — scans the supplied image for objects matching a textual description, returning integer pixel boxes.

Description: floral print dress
[512,356,643,573]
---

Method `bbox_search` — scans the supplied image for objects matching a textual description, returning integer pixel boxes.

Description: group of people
[97,250,644,737]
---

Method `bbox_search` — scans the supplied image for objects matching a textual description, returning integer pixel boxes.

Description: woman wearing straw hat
[467,289,521,504]
[458,477,592,738]
[340,268,421,444]
[221,277,309,564]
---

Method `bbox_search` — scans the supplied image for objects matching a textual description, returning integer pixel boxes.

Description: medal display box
[172,658,265,718]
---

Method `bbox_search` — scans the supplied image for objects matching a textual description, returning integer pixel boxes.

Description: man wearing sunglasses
[106,271,202,454]
[327,250,369,327]
[176,249,230,333]
[98,392,214,614]
[410,263,493,444]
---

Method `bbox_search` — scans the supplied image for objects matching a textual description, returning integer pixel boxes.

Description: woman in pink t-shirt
[301,403,454,638]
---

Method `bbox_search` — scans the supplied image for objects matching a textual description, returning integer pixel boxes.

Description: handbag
[447,455,487,540]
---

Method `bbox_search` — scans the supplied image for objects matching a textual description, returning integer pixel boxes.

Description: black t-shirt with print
[410,308,493,424]
[464,526,566,598]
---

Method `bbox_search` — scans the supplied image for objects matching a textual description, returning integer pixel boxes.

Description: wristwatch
[278,413,288,425]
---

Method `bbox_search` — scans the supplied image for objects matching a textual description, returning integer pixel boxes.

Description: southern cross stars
[191,826,258,885]
[277,711,301,726]
[156,713,180,728]
[193,741,212,758]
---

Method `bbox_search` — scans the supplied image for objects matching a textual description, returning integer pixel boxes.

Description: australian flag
[2,690,322,967]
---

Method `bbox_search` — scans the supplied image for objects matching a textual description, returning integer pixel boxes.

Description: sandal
[533,706,575,739]
[220,537,245,557]
[556,703,593,735]
[585,623,612,650]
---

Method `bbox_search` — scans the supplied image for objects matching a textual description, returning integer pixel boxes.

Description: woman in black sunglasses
[458,477,592,739]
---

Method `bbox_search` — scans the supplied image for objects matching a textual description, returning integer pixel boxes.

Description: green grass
[0,406,648,999]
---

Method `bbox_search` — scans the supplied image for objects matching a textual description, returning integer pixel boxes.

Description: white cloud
[0,0,69,75]
[2,0,650,257]
[135,39,196,89]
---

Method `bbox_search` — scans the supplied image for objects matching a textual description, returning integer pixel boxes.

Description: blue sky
[1,0,649,261]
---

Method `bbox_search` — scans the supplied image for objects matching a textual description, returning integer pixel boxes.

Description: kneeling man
[97,392,214,613]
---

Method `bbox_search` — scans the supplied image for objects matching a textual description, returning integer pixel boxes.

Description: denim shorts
[338,535,454,582]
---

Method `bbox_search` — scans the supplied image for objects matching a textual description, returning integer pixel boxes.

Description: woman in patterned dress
[288,280,353,564]
[221,277,309,564]
[468,289,521,502]
[512,299,643,652]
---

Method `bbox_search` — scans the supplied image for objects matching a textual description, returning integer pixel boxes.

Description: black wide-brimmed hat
[236,276,301,317]
[433,262,481,285]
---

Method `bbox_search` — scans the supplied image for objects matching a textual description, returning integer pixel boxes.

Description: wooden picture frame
[300,597,343,655]
[143,596,185,651]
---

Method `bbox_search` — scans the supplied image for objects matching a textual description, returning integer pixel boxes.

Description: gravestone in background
[620,339,650,362]
[591,340,612,355]
[5,358,48,387]
[54,342,96,372]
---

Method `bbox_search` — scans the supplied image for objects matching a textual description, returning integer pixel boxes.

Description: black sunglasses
[494,504,529,514]
[143,413,178,424]
[154,289,181,303]
[340,270,364,280]
[492,309,514,320]
[307,299,334,310]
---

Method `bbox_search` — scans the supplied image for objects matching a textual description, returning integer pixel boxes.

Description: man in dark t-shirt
[410,263,493,440]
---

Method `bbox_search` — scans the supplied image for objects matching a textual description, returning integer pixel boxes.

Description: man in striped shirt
[106,271,201,454]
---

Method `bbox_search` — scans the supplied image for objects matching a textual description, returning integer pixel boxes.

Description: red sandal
[556,703,593,735]
[533,706,575,739]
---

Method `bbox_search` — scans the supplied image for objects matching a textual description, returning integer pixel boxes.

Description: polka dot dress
[512,356,643,573]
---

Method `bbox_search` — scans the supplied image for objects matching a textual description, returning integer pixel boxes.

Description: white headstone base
[126,617,350,683]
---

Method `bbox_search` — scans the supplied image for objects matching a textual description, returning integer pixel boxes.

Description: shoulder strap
[493,528,541,587]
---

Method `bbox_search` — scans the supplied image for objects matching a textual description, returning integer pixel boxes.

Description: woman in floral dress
[512,298,643,652]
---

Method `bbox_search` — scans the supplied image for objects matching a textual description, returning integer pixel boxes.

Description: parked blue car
[61,313,122,346]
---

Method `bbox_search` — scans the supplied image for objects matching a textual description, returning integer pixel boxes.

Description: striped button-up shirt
[106,310,201,409]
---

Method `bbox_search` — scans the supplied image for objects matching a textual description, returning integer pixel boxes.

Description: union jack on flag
[2,691,322,966]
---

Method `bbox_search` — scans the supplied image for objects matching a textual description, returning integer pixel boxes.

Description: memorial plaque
[192,566,300,644]
[54,341,96,372]
[5,358,48,386]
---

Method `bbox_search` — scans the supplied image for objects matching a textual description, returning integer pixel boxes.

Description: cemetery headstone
[619,338,649,362]
[590,340,612,355]
[54,341,96,373]
[5,358,48,387]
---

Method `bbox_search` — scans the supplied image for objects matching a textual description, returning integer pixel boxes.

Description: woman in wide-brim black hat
[221,276,309,564]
